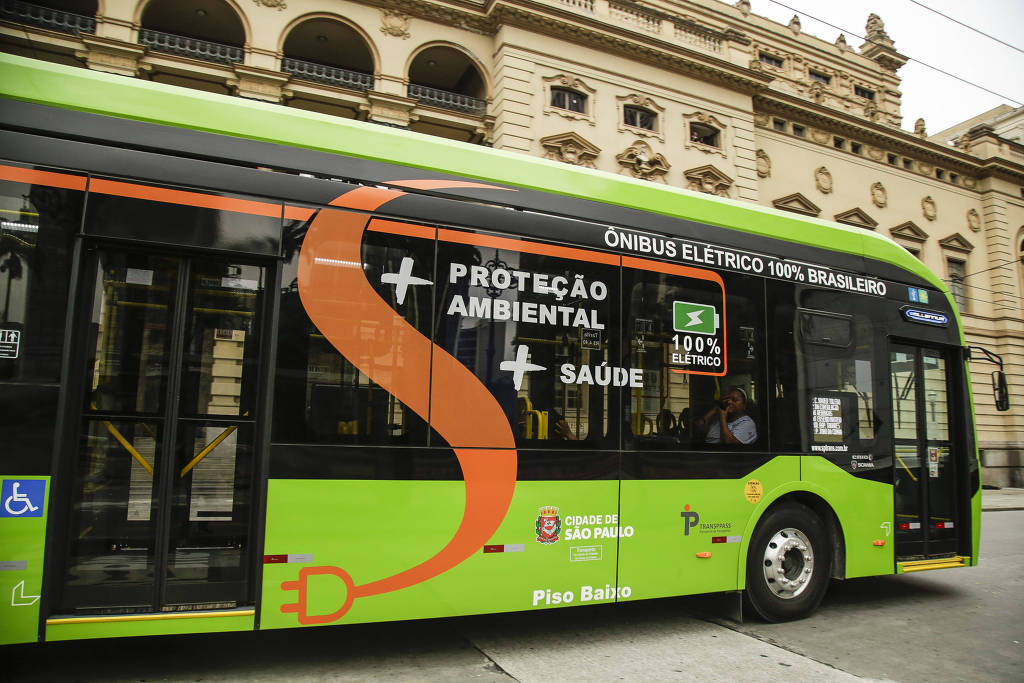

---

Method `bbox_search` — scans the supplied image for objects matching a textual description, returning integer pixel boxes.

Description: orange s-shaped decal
[284,181,518,625]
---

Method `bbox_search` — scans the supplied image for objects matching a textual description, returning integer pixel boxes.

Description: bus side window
[273,212,433,448]
[624,269,764,450]
[797,302,877,453]
[433,238,621,450]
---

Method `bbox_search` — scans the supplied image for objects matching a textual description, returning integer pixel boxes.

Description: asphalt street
[6,507,1023,682]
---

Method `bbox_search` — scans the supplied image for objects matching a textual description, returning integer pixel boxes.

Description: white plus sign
[499,345,546,391]
[380,256,433,305]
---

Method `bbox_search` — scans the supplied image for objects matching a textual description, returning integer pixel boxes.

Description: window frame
[550,87,587,114]
[617,94,664,140]
[946,257,968,313]
[543,74,596,124]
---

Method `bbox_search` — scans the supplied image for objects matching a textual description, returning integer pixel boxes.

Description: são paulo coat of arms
[535,505,561,544]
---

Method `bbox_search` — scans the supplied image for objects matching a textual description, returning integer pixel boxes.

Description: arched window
[140,0,245,66]
[282,18,374,93]
[407,46,486,116]
[1,1,97,34]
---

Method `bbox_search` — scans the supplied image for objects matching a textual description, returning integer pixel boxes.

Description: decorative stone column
[230,64,290,103]
[361,91,418,128]
[76,35,148,77]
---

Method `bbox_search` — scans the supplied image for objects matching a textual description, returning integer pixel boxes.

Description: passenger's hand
[554,419,578,440]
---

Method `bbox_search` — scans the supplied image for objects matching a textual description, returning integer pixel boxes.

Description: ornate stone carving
[834,208,878,230]
[788,15,801,35]
[809,127,829,144]
[938,233,975,254]
[253,0,287,10]
[755,149,771,178]
[863,102,881,122]
[967,208,981,232]
[772,193,821,217]
[892,222,933,245]
[921,196,937,221]
[914,118,927,138]
[866,146,885,161]
[685,165,733,197]
[735,0,751,17]
[754,113,770,127]
[808,81,826,104]
[814,166,833,194]
[870,182,888,208]
[616,140,670,182]
[835,34,849,52]
[963,177,977,189]
[865,14,894,48]
[380,9,411,39]
[540,132,600,168]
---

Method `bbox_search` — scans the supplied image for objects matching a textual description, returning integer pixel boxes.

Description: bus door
[58,248,267,614]
[889,344,959,559]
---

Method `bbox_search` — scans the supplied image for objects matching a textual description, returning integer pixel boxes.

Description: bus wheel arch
[744,493,844,622]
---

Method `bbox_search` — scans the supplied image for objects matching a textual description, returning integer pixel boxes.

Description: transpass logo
[536,506,561,544]
[680,504,700,535]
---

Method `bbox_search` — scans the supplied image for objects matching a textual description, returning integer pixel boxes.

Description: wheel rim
[761,527,814,599]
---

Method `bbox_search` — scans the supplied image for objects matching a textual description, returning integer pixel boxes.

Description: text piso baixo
[533,584,631,606]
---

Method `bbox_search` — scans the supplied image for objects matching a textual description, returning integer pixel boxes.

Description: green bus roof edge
[0,53,949,298]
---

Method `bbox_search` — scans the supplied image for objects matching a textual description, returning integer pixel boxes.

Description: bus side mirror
[993,371,1010,411]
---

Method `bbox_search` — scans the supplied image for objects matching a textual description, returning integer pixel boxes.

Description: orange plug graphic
[280,566,357,625]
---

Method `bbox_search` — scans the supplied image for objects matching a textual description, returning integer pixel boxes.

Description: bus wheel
[745,503,831,622]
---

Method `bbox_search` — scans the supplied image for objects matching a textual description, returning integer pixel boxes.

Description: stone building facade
[2,0,1022,484]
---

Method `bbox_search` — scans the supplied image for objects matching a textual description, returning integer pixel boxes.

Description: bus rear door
[889,344,961,561]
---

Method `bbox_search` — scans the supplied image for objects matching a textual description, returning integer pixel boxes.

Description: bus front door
[57,248,267,615]
[889,344,960,560]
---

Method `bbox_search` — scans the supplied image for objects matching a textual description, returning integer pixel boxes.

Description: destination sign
[601,227,888,296]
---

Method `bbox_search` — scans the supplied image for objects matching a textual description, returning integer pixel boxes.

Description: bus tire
[745,502,831,622]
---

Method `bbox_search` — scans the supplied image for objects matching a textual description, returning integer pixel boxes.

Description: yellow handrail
[91,402,154,476]
[180,424,237,478]
[102,420,154,476]
[895,451,919,482]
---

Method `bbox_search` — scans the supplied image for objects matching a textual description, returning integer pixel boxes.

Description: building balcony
[408,83,486,116]
[139,28,241,65]
[282,57,372,92]
[0,0,95,35]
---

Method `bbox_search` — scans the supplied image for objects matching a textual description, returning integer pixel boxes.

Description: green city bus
[0,53,988,644]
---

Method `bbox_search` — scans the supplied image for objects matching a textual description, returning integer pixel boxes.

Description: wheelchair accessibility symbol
[1,480,45,517]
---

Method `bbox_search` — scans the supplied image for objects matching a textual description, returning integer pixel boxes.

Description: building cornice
[371,0,774,93]
[754,92,1024,184]
[494,4,771,92]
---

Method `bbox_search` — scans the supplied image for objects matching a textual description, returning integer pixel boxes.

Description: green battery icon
[673,301,720,335]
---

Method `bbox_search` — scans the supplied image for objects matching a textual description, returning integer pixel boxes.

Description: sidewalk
[982,487,1024,511]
